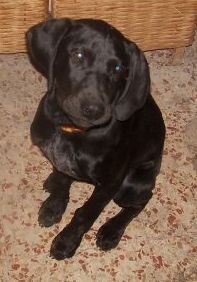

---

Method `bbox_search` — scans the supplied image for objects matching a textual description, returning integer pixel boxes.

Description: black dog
[26,18,165,260]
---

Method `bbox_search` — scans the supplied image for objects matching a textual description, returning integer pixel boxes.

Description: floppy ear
[26,18,72,90]
[115,41,150,121]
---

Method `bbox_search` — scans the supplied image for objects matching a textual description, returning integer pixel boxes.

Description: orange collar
[59,125,84,134]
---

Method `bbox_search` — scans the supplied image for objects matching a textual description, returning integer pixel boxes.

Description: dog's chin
[69,114,112,130]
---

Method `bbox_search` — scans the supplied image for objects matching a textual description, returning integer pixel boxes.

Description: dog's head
[27,18,150,128]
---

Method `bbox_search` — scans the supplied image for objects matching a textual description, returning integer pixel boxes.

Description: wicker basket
[0,0,48,53]
[52,0,197,51]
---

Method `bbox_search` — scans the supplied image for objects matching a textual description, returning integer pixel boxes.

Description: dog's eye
[71,50,85,65]
[113,63,128,79]
[114,63,123,73]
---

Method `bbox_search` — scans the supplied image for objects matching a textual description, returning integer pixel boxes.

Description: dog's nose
[81,104,104,120]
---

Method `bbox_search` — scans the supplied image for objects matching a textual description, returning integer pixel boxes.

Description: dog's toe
[50,232,80,260]
[38,195,67,227]
[96,222,124,251]
[38,208,62,227]
[50,239,70,260]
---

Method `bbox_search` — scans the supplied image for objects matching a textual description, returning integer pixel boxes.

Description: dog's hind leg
[38,168,73,227]
[96,162,158,251]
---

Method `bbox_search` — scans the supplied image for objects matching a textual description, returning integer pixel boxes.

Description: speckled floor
[0,33,196,281]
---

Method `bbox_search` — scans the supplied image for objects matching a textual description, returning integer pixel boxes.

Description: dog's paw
[38,195,67,227]
[50,230,81,260]
[96,221,124,251]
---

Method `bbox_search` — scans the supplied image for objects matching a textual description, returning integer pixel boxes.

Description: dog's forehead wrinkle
[67,23,123,56]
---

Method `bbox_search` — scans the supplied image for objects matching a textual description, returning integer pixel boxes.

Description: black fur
[26,18,165,260]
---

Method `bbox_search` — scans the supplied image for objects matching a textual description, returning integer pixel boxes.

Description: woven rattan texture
[0,0,48,53]
[52,0,197,50]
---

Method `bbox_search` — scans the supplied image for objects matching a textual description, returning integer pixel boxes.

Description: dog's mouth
[58,119,111,135]
[45,95,112,131]
[65,111,112,130]
[57,112,112,135]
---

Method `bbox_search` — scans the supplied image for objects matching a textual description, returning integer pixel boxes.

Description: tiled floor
[0,34,196,281]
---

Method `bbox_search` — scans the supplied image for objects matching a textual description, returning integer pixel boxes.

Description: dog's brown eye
[71,50,85,65]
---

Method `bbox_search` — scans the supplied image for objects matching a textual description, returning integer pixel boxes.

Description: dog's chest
[39,131,107,182]
[40,132,81,179]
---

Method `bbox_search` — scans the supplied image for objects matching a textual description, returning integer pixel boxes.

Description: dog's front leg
[50,186,115,260]
[38,169,73,227]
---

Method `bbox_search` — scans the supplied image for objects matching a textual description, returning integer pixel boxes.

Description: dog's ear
[26,18,72,90]
[115,41,150,121]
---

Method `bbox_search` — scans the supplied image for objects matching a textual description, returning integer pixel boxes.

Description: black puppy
[26,18,165,260]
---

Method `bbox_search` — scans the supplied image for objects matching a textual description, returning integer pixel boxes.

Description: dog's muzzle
[69,106,112,128]
[80,103,105,121]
